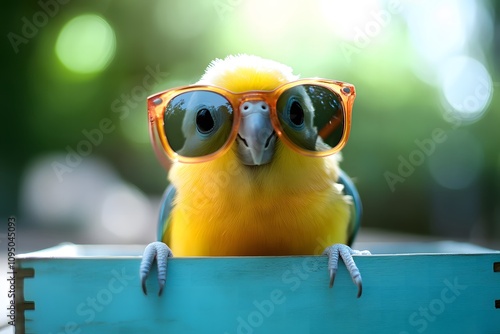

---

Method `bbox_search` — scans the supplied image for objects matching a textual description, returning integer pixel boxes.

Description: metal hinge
[15,267,35,334]
[494,262,500,309]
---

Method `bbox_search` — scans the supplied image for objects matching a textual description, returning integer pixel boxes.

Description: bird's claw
[323,244,370,298]
[140,241,173,296]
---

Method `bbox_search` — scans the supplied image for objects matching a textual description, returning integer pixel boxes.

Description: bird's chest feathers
[169,156,350,256]
[173,187,344,255]
[173,155,334,228]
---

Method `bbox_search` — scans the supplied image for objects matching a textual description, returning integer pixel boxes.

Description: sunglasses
[148,79,356,166]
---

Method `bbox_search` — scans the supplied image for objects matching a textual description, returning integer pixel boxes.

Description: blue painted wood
[16,244,500,334]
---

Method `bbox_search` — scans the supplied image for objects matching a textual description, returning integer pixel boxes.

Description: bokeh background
[1,0,500,250]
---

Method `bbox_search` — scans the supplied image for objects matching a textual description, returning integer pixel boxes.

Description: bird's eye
[196,108,215,134]
[289,100,304,126]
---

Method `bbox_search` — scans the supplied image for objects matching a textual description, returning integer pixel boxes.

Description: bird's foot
[322,244,370,298]
[140,241,173,296]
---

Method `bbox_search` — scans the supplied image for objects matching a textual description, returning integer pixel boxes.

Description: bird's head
[150,55,354,194]
[195,54,305,166]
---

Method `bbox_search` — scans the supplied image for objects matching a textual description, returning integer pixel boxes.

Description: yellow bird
[140,54,368,297]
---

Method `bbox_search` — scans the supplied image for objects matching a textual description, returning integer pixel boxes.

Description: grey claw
[354,277,362,298]
[323,244,369,298]
[140,241,173,296]
[329,268,336,288]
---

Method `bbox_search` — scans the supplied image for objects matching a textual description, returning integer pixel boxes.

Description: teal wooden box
[15,242,500,334]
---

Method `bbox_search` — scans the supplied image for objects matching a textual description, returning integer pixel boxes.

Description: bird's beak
[237,101,276,166]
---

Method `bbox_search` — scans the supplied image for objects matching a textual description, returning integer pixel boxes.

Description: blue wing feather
[157,184,176,241]
[337,169,362,246]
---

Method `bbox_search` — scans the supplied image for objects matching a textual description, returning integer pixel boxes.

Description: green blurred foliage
[1,0,499,244]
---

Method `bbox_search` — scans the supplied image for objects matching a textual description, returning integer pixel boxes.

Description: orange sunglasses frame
[147,78,355,167]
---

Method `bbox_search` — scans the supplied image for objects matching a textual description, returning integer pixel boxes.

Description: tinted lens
[276,84,344,152]
[163,91,234,157]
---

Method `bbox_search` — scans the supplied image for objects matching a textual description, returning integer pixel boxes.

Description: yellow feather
[197,54,298,91]
[164,55,351,256]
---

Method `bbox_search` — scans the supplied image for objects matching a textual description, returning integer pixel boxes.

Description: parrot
[140,54,369,298]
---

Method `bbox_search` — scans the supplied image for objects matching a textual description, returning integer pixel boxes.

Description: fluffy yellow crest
[197,54,299,92]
